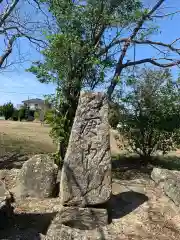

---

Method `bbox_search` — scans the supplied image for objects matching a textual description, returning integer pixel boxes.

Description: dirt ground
[0,121,180,239]
[1,177,180,239]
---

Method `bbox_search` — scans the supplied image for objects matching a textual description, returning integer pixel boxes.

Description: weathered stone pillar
[60,92,111,207]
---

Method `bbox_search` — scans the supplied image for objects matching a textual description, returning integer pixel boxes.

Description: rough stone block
[14,154,58,198]
[46,207,108,239]
[164,178,180,206]
[60,92,111,206]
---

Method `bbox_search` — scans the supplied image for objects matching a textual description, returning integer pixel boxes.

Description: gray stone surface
[46,207,109,240]
[49,206,108,230]
[13,154,58,198]
[46,224,108,240]
[60,92,111,206]
[151,167,180,206]
[164,178,180,206]
[151,168,180,184]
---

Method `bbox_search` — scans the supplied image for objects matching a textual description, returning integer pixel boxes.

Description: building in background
[22,98,52,111]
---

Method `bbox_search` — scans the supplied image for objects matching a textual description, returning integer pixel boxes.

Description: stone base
[46,224,108,240]
[45,207,108,239]
[53,207,108,230]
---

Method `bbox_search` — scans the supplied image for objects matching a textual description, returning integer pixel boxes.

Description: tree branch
[152,10,180,18]
[116,0,165,70]
[122,58,180,68]
[107,0,170,98]
[0,34,21,68]
[0,0,20,27]
[99,37,180,57]
[132,39,180,54]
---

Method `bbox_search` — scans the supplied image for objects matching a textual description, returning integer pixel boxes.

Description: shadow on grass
[112,153,180,180]
[0,151,29,169]
[0,133,55,169]
[151,155,180,171]
[0,137,55,169]
[112,154,153,180]
[0,212,57,239]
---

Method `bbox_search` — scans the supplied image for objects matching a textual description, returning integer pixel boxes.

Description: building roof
[22,98,44,104]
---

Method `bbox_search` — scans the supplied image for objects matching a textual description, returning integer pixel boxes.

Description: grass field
[0,121,56,168]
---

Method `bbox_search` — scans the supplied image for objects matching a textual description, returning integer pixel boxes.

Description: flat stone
[45,224,108,240]
[54,207,108,230]
[60,92,111,206]
[14,154,58,199]
[45,207,109,240]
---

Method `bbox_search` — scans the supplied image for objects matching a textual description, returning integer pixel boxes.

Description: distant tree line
[0,102,51,122]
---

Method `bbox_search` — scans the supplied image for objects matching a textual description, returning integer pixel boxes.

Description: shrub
[2,102,14,120]
[18,106,26,121]
[12,109,19,121]
[34,111,40,120]
[109,102,122,129]
[119,68,180,159]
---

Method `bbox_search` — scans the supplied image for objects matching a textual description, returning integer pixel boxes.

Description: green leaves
[28,0,143,159]
[1,102,14,120]
[120,68,180,157]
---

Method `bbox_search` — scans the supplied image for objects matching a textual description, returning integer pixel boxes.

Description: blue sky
[0,0,180,106]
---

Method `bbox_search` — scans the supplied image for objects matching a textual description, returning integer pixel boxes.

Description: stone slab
[60,92,111,206]
[45,207,108,239]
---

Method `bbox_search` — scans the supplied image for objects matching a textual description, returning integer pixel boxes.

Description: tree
[0,106,3,116]
[119,68,180,159]
[109,101,122,129]
[0,0,50,70]
[2,102,14,120]
[28,0,180,162]
[28,0,143,161]
[12,109,19,121]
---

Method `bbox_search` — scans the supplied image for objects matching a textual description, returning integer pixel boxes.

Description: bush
[34,111,40,120]
[109,102,122,128]
[44,109,54,123]
[2,102,14,120]
[18,106,26,121]
[12,109,19,121]
[119,68,180,159]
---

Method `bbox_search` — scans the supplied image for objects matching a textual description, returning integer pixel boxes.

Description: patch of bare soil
[1,178,180,239]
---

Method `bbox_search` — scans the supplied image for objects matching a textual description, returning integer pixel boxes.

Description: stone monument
[46,92,112,238]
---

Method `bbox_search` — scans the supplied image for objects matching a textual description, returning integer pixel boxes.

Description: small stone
[60,92,111,206]
[14,154,58,198]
